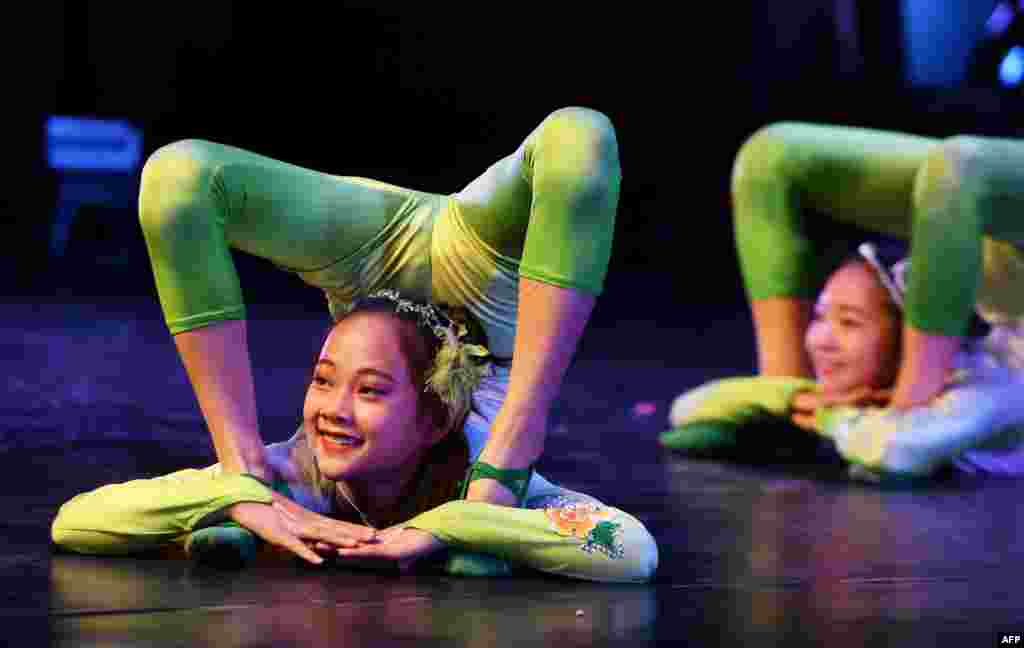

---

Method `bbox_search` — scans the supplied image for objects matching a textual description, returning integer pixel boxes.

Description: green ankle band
[458,461,534,506]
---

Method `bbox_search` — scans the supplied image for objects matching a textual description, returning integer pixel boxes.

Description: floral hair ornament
[356,290,534,545]
[858,242,908,310]
[358,289,493,408]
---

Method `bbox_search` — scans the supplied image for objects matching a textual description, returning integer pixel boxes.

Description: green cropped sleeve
[51,466,274,555]
[405,499,657,584]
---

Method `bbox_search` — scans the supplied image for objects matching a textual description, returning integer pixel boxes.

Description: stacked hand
[790,386,892,432]
[227,492,443,569]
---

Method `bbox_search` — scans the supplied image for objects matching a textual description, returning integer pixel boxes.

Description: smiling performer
[135,105,620,530]
[659,122,1024,481]
[730,122,1024,411]
[662,243,1024,482]
[51,292,658,583]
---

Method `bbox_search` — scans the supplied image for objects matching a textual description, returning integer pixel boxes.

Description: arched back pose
[136,107,619,533]
[663,236,1024,481]
[53,292,658,583]
[730,123,1024,410]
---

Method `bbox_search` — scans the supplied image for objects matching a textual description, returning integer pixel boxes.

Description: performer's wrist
[221,454,272,483]
[464,479,519,507]
[488,407,547,460]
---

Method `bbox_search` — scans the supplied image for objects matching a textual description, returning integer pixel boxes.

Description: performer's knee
[541,106,617,151]
[912,136,989,234]
[534,107,620,203]
[138,139,219,244]
[730,122,806,205]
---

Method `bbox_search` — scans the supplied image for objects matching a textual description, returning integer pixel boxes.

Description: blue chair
[46,116,143,257]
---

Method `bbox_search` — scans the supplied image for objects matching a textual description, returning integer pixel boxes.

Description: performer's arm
[51,467,273,554]
[395,493,658,583]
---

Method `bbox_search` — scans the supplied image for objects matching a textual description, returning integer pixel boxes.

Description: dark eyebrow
[835,305,871,317]
[355,368,396,382]
[314,360,395,383]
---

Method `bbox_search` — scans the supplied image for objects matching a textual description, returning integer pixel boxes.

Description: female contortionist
[663,242,1024,481]
[131,106,620,549]
[53,291,658,583]
[728,122,1024,413]
[662,122,1024,481]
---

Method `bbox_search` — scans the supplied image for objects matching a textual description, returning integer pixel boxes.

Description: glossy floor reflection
[5,273,1023,646]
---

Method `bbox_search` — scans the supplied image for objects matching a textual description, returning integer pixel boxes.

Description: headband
[354,289,492,412]
[857,243,908,310]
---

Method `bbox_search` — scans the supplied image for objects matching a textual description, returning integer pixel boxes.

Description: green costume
[51,434,658,584]
[662,366,1024,481]
[732,122,1024,337]
[118,107,636,577]
[663,122,1024,480]
[138,107,620,358]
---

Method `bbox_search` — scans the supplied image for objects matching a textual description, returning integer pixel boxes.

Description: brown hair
[293,295,475,527]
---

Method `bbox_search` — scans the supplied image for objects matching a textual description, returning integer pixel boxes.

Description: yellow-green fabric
[51,466,273,554]
[668,376,817,426]
[665,371,1024,480]
[138,108,620,358]
[733,122,1024,337]
[815,363,1024,478]
[407,499,657,583]
[51,461,657,583]
[660,376,816,451]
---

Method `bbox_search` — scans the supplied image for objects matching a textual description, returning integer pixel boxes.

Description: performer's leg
[894,136,1024,407]
[731,122,936,378]
[455,106,620,291]
[449,107,621,504]
[138,139,414,479]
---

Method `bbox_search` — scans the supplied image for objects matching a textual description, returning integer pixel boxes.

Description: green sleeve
[51,467,274,555]
[815,370,1024,480]
[404,500,657,584]
[669,376,818,425]
[661,376,817,451]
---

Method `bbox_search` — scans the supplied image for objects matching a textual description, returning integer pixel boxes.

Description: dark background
[11,1,1024,310]
[14,8,1024,644]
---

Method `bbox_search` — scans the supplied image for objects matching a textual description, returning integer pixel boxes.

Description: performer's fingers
[791,390,819,412]
[280,534,325,565]
[791,412,818,432]
[273,503,366,546]
[271,495,376,543]
[313,541,337,555]
[336,543,396,560]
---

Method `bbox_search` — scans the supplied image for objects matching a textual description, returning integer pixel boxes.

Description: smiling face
[805,261,902,397]
[302,311,445,486]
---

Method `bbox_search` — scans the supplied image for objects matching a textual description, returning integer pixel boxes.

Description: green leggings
[138,107,621,358]
[732,122,1024,336]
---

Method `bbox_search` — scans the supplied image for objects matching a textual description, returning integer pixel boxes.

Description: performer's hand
[790,386,892,432]
[271,491,377,549]
[226,501,326,566]
[335,526,445,571]
[822,385,892,408]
